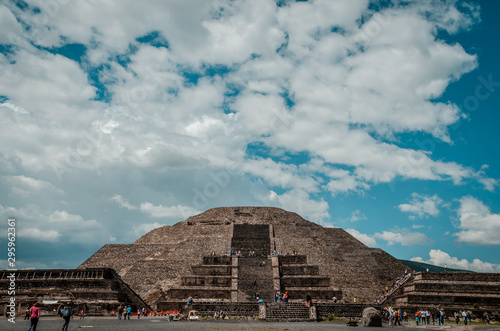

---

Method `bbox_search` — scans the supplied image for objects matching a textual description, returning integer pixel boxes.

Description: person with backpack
[61,304,72,331]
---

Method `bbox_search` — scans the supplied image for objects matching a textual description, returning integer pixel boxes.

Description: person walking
[79,308,85,319]
[439,309,445,325]
[61,304,72,331]
[126,305,132,320]
[117,304,123,320]
[28,302,41,331]
[24,308,30,320]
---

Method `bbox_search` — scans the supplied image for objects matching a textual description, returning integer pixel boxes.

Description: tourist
[283,291,289,302]
[80,308,85,319]
[462,310,467,325]
[395,309,401,326]
[274,292,278,302]
[186,296,193,310]
[467,311,471,324]
[24,308,30,320]
[117,304,124,319]
[332,296,337,303]
[305,295,312,308]
[137,309,141,319]
[415,310,419,325]
[403,310,408,322]
[28,302,41,331]
[439,308,445,325]
[126,305,132,320]
[454,311,459,324]
[388,308,394,327]
[486,314,490,324]
[61,304,72,331]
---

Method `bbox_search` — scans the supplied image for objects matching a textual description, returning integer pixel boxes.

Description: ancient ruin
[2,207,499,320]
[384,271,500,309]
[79,207,408,308]
[0,268,149,316]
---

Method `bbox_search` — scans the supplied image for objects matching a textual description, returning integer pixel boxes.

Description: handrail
[377,273,413,305]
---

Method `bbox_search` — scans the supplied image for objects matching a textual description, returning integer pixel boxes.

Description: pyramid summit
[79,206,408,307]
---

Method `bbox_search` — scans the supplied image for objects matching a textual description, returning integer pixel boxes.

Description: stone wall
[157,301,377,321]
[316,303,377,319]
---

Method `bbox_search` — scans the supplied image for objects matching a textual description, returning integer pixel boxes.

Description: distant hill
[399,259,470,273]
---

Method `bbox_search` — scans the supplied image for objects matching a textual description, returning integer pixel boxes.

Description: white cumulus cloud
[398,193,443,219]
[454,196,500,245]
[374,229,430,246]
[345,229,376,247]
[411,249,500,272]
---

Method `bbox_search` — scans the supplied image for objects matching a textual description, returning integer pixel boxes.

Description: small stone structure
[384,271,500,314]
[0,268,149,316]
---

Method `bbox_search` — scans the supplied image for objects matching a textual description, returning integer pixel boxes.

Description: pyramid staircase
[161,223,344,320]
[265,302,312,321]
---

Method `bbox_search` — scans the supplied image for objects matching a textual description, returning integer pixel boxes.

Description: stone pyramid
[79,207,408,308]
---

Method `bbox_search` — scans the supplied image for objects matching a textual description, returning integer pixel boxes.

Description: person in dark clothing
[61,304,72,331]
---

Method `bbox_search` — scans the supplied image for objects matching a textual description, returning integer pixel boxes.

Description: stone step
[266,302,311,321]
[281,265,319,275]
[278,255,307,264]
[203,256,232,265]
[182,276,232,287]
[232,224,270,239]
[166,287,231,300]
[192,265,231,276]
[281,276,330,287]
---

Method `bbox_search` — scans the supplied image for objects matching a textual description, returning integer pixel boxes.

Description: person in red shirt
[28,302,41,331]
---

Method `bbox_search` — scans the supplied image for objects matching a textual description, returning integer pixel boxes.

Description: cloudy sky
[1,0,499,272]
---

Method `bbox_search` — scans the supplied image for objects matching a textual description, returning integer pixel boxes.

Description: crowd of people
[115,305,149,319]
[455,310,475,325]
[23,302,90,331]
[382,308,494,326]
[273,291,290,302]
[207,250,301,257]
[271,250,299,256]
[375,270,413,304]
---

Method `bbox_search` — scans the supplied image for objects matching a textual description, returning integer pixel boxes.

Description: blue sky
[1,0,499,272]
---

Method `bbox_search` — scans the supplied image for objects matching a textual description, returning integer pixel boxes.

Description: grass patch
[321,314,345,322]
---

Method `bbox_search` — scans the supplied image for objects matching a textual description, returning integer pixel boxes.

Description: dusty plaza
[0,316,499,331]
